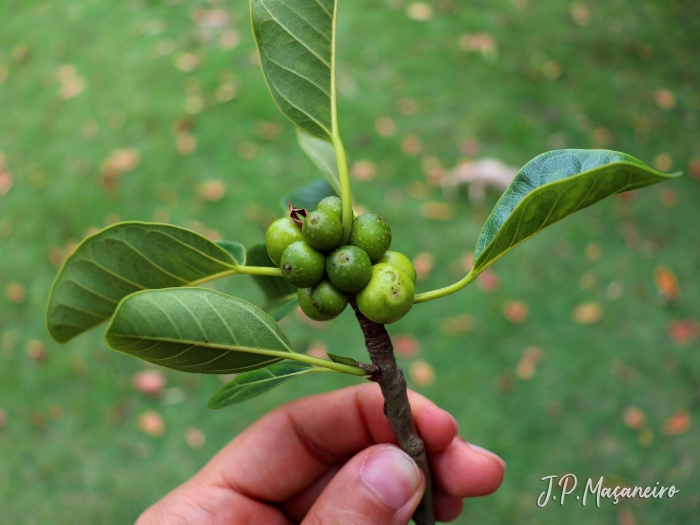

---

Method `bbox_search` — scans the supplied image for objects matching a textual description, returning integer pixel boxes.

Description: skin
[136,384,506,525]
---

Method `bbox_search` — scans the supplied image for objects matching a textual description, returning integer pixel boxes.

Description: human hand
[136,383,505,524]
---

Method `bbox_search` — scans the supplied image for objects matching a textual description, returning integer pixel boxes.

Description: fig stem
[350,299,435,525]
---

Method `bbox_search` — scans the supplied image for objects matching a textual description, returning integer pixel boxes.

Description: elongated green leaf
[246,243,298,320]
[282,179,337,213]
[252,0,336,140]
[47,222,240,343]
[473,150,680,274]
[297,129,340,194]
[208,361,316,409]
[106,288,294,374]
[216,241,246,265]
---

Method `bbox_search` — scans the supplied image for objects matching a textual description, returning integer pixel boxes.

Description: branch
[351,300,435,525]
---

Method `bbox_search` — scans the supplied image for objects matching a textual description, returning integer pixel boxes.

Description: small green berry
[298,288,335,321]
[317,196,342,222]
[265,217,304,267]
[302,209,342,251]
[280,240,325,288]
[356,263,415,324]
[377,251,417,283]
[310,280,349,317]
[349,213,392,262]
[325,245,372,293]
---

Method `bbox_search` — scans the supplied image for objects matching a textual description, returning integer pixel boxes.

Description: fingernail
[360,446,423,509]
[467,442,507,471]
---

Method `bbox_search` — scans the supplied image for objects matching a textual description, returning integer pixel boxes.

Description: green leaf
[473,150,680,274]
[297,129,341,194]
[216,241,246,265]
[266,296,300,321]
[282,179,337,213]
[252,0,337,140]
[208,361,316,409]
[105,288,294,374]
[47,222,239,343]
[248,242,297,310]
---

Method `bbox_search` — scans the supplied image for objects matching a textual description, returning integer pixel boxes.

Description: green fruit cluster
[265,196,416,324]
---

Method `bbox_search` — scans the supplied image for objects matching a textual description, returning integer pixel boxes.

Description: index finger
[193,383,458,503]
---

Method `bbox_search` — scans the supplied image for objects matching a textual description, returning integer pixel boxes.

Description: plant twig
[351,300,435,525]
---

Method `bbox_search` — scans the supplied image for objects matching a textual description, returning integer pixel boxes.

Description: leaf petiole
[413,270,478,304]
[186,265,283,287]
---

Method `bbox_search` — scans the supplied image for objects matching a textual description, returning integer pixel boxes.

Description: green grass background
[1,0,699,523]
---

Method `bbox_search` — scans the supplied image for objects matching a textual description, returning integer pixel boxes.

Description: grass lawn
[1,0,698,523]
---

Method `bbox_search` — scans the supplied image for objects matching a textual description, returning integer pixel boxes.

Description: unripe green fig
[377,251,417,283]
[356,263,415,324]
[302,209,342,251]
[325,245,372,293]
[266,217,304,267]
[349,213,392,262]
[317,196,342,222]
[310,280,348,317]
[298,287,335,321]
[280,240,325,288]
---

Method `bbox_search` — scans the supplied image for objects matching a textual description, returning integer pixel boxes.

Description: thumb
[302,444,425,525]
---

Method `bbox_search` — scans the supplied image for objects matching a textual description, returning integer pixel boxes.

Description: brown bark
[351,301,435,525]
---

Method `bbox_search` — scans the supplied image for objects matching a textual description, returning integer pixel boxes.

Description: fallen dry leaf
[138,410,165,437]
[397,98,419,115]
[667,320,699,345]
[177,134,197,155]
[658,187,677,208]
[351,160,377,181]
[585,242,602,262]
[133,370,166,396]
[623,407,646,430]
[0,170,12,196]
[420,201,453,221]
[569,2,590,25]
[200,180,226,202]
[0,407,6,429]
[6,282,26,303]
[477,268,499,292]
[441,314,475,335]
[654,265,679,303]
[185,427,206,449]
[502,301,529,324]
[690,159,700,180]
[175,52,201,72]
[662,410,691,435]
[375,117,397,137]
[394,335,419,358]
[406,2,434,21]
[410,360,435,386]
[105,149,141,173]
[617,508,637,525]
[572,301,603,325]
[25,340,47,364]
[654,89,676,110]
[516,346,544,380]
[654,153,673,172]
[401,134,422,156]
[412,252,436,281]
[220,29,241,50]
[458,32,497,55]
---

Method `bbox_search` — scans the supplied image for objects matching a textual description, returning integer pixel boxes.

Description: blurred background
[1,0,698,523]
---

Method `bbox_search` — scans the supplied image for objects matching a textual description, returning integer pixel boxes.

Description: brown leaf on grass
[410,360,435,386]
[351,160,377,181]
[502,301,529,324]
[199,180,226,202]
[689,159,700,180]
[422,156,445,185]
[25,340,47,364]
[441,314,475,335]
[585,241,602,262]
[255,121,284,141]
[406,2,434,21]
[175,52,201,72]
[176,134,197,155]
[31,411,47,430]
[0,408,6,429]
[0,64,8,86]
[105,149,141,173]
[375,117,397,137]
[220,29,241,50]
[667,320,699,345]
[658,187,677,208]
[397,98,419,116]
[623,407,646,430]
[394,335,419,358]
[6,282,26,303]
[420,201,453,221]
[653,153,673,172]
[662,411,691,435]
[654,89,676,110]
[401,134,422,156]
[572,302,603,325]
[185,427,206,449]
[654,265,679,303]
[133,370,166,397]
[458,33,497,55]
[412,252,435,281]
[516,346,544,380]
[569,2,590,26]
[477,269,499,292]
[617,508,637,525]
[138,410,165,437]
[0,170,12,196]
